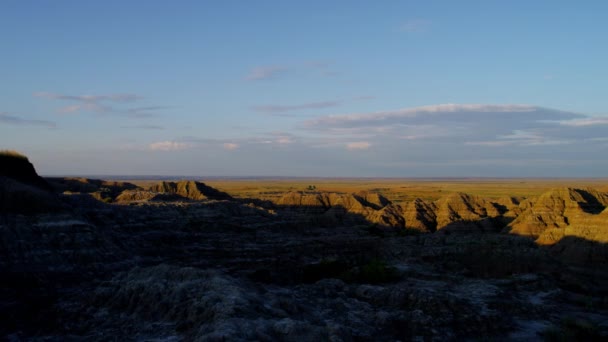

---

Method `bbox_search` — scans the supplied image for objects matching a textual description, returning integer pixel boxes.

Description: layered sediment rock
[149,180,232,201]
[433,192,502,232]
[508,188,608,238]
[402,199,437,232]
[276,191,404,228]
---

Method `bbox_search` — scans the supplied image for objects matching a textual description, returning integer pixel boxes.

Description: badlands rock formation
[1,154,607,340]
[116,180,233,203]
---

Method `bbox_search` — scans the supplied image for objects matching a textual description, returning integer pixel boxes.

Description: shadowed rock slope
[46,177,137,201]
[0,151,51,191]
[0,151,63,213]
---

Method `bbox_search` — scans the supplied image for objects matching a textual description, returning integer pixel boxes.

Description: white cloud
[149,141,192,151]
[304,104,546,128]
[346,141,371,150]
[558,117,608,127]
[223,143,240,150]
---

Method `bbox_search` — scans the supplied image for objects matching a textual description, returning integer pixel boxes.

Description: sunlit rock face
[113,181,233,203]
[432,192,503,232]
[275,191,404,228]
[402,198,437,232]
[507,188,608,239]
[149,180,232,201]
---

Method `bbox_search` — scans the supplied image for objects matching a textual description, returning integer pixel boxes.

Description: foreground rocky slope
[1,156,607,340]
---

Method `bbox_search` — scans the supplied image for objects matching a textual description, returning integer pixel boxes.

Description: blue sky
[2,1,608,177]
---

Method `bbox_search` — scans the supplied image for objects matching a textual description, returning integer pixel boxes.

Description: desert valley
[1,152,607,340]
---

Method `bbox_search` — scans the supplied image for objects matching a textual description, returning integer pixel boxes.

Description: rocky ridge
[0,155,607,340]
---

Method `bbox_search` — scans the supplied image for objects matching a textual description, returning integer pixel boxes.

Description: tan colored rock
[149,181,231,201]
[402,198,437,232]
[508,188,607,239]
[433,192,501,231]
[115,190,158,202]
[276,191,404,228]
[354,191,391,209]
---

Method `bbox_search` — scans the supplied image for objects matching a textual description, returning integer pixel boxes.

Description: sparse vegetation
[541,317,604,341]
[303,258,399,284]
[0,150,28,160]
[355,258,399,284]
[195,178,608,202]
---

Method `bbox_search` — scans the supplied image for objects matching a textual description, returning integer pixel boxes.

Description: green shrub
[355,258,399,284]
[541,317,603,341]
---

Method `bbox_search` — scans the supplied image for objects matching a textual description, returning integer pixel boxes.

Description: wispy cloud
[346,141,371,150]
[300,103,607,152]
[353,95,375,101]
[303,104,579,130]
[121,124,165,130]
[252,101,341,114]
[34,91,164,118]
[0,112,56,128]
[245,66,288,81]
[400,19,431,33]
[557,117,608,127]
[148,141,192,151]
[34,92,142,103]
[245,61,341,81]
[252,95,374,116]
[223,143,240,150]
[126,106,171,118]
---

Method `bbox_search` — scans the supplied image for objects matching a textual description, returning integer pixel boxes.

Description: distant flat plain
[120,178,608,203]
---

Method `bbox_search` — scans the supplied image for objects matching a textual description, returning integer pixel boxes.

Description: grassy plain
[125,178,608,204]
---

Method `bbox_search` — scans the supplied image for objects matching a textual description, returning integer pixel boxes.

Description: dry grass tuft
[0,150,28,160]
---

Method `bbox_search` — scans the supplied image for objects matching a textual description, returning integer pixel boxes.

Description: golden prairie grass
[124,178,608,203]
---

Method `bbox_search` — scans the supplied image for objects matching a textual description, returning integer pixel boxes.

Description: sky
[1,1,608,177]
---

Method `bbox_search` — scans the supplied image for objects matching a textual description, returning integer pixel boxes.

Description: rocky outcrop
[507,188,608,238]
[354,191,391,209]
[149,181,232,201]
[114,190,183,203]
[0,152,51,191]
[114,181,232,203]
[402,198,437,232]
[276,191,404,228]
[433,192,502,232]
[504,188,608,266]
[46,177,137,200]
